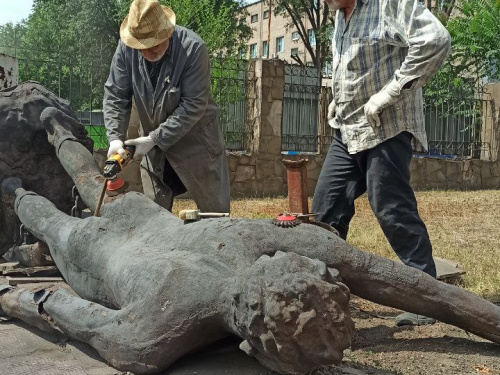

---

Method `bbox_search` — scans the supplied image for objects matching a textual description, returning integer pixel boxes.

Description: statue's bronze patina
[0,84,499,375]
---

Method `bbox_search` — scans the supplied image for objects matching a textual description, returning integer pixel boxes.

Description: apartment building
[242,0,321,66]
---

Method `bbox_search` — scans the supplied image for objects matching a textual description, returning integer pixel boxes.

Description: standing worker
[103,0,230,213]
[315,0,451,325]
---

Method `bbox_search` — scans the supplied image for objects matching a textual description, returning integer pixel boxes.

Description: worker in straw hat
[103,0,230,213]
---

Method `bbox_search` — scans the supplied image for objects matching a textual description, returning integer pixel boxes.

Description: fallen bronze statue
[1,97,500,375]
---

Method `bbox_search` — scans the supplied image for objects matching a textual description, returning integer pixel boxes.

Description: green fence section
[85,125,108,149]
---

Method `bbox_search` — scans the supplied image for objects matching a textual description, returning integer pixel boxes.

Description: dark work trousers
[312,130,436,278]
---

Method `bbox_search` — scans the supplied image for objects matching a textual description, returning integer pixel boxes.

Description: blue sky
[0,0,34,26]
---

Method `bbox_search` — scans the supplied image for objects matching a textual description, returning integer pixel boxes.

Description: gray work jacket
[103,26,230,212]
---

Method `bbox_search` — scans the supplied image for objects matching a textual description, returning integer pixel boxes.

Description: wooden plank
[0,262,20,272]
[6,277,63,286]
[435,256,466,280]
[3,266,59,277]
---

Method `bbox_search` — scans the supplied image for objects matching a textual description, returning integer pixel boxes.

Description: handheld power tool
[94,145,135,217]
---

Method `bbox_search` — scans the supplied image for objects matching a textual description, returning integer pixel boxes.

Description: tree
[273,0,334,69]
[425,0,500,99]
[0,0,251,111]
[117,0,252,55]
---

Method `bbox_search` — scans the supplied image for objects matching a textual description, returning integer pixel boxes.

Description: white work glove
[327,98,336,126]
[124,135,156,160]
[364,88,399,127]
[107,139,127,158]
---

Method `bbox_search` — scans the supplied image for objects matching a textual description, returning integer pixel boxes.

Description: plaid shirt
[330,0,451,153]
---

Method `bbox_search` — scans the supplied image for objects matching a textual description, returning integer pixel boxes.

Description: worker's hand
[327,99,336,126]
[124,136,156,160]
[364,89,399,127]
[107,140,127,159]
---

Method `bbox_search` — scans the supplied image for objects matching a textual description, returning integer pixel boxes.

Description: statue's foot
[1,177,23,199]
[40,107,80,147]
[395,312,436,326]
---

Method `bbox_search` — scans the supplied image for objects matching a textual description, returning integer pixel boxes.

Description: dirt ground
[325,297,500,375]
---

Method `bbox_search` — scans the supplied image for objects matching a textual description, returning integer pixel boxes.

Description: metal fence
[281,62,491,160]
[423,93,491,159]
[211,58,253,151]
[1,39,492,159]
[0,42,252,151]
[281,64,331,153]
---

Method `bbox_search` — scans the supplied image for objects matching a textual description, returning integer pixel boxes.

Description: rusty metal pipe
[282,159,309,216]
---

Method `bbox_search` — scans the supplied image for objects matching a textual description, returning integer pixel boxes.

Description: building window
[276,36,284,54]
[251,14,258,23]
[291,31,300,41]
[262,41,268,58]
[291,48,299,57]
[250,44,258,59]
[238,47,246,59]
[308,29,316,46]
[263,10,269,19]
[322,61,333,77]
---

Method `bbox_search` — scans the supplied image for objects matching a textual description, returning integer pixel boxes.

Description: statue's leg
[0,286,151,373]
[40,107,166,219]
[41,107,104,213]
[14,188,81,255]
[299,236,500,344]
[0,285,64,335]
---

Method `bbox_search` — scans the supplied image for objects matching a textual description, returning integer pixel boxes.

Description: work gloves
[108,140,127,159]
[327,99,336,126]
[364,86,399,127]
[125,135,156,160]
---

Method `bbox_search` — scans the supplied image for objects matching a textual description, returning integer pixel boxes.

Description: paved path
[0,320,117,375]
[0,319,279,375]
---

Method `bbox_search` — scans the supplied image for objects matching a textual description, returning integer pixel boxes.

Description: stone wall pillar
[248,59,285,155]
[230,59,286,196]
[481,83,500,161]
[0,53,19,89]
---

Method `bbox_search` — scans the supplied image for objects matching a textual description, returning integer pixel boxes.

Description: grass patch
[173,190,500,300]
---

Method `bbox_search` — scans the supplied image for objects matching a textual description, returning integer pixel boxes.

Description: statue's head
[231,251,354,374]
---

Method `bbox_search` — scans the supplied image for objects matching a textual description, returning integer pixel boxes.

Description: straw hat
[120,0,176,50]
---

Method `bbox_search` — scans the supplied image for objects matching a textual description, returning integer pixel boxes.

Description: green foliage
[0,0,121,110]
[164,0,252,55]
[426,0,500,100]
[0,0,251,112]
[273,0,334,69]
[117,0,252,54]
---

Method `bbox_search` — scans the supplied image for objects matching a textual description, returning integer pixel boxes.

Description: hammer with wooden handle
[179,209,230,221]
